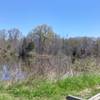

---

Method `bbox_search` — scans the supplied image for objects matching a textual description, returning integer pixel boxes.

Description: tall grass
[1,74,100,100]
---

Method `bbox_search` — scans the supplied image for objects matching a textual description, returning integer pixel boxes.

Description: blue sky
[0,0,100,37]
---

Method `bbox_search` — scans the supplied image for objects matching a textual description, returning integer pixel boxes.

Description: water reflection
[2,65,10,80]
[1,63,26,81]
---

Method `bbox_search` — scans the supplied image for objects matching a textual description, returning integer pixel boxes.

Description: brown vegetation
[0,24,100,80]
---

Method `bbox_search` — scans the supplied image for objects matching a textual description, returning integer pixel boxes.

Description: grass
[1,74,100,100]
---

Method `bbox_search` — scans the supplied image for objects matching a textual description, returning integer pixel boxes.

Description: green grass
[1,74,100,100]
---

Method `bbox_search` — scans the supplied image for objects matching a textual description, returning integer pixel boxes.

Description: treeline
[0,24,100,78]
[0,24,100,61]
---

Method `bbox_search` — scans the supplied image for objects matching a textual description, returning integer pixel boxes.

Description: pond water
[1,63,26,81]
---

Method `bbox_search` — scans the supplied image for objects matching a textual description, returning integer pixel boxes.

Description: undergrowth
[0,74,100,100]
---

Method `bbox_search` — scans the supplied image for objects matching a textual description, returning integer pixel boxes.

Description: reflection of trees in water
[1,61,26,81]
[2,65,10,80]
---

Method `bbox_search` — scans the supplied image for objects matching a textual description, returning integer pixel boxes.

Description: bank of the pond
[0,74,100,100]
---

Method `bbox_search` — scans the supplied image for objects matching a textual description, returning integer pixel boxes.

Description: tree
[0,29,7,48]
[8,28,22,52]
[19,38,34,60]
[28,24,55,54]
[8,28,22,41]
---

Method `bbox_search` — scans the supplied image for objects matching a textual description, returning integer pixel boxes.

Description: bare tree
[28,24,55,54]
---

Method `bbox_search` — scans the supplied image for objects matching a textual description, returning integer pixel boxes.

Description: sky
[0,0,100,37]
